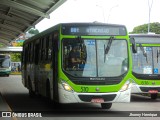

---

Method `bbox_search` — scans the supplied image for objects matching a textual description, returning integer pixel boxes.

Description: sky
[35,0,160,32]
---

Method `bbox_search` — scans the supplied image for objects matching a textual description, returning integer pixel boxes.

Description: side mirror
[130,37,137,53]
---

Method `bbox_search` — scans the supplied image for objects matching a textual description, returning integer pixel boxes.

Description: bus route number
[81,87,89,92]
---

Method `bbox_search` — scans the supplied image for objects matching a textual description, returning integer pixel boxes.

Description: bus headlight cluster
[120,80,131,92]
[61,80,74,92]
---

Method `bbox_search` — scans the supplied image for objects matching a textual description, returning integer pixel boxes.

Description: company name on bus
[90,78,105,80]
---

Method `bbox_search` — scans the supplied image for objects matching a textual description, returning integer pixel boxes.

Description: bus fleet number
[81,87,89,92]
[141,81,149,85]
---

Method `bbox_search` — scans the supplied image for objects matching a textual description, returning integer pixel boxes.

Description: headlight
[61,80,74,92]
[120,80,131,92]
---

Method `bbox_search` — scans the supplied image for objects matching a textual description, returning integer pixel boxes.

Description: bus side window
[34,40,40,65]
[24,46,27,66]
[42,38,46,61]
[45,36,49,61]
[53,31,59,51]
[28,44,31,63]
[48,35,52,60]
[30,43,34,63]
[40,38,45,62]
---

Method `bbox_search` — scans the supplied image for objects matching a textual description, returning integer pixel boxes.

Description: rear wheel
[151,94,157,100]
[101,103,112,109]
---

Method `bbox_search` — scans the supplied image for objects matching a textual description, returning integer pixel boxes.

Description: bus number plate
[148,90,158,94]
[91,98,104,103]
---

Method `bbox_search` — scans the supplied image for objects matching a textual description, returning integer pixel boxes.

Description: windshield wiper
[104,36,114,62]
[139,43,148,63]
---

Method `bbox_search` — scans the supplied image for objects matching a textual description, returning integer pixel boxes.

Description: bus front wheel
[101,103,112,109]
[28,79,35,98]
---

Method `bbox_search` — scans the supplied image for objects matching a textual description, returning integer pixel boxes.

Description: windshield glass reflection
[63,38,128,77]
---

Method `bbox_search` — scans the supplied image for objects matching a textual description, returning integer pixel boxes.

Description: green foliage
[10,40,23,62]
[16,42,23,47]
[28,28,39,35]
[10,53,21,62]
[130,22,160,34]
[0,43,5,47]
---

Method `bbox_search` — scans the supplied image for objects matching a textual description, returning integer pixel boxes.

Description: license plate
[148,90,158,94]
[91,98,104,103]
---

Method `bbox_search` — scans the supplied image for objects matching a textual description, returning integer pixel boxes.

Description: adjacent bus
[0,54,11,77]
[22,23,133,109]
[130,34,160,99]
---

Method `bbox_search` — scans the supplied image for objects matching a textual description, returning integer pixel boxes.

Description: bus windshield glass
[0,55,10,68]
[63,39,128,77]
[132,46,160,74]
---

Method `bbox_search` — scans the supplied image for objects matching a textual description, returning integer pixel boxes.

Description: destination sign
[132,37,160,44]
[62,24,127,36]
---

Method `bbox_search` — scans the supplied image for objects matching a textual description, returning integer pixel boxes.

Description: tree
[10,41,23,62]
[130,22,160,34]
[0,43,5,47]
[28,28,39,35]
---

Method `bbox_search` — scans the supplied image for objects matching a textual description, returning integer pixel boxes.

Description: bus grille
[140,87,160,92]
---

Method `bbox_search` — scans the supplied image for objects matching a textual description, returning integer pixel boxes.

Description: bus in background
[130,34,160,99]
[0,54,11,77]
[22,23,133,109]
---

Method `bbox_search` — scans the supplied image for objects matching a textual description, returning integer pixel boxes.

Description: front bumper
[58,86,131,103]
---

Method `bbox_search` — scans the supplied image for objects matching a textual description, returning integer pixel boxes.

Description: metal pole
[148,0,153,33]
[107,5,118,23]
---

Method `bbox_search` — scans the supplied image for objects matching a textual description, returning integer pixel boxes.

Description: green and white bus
[130,34,160,99]
[0,54,11,77]
[22,23,133,109]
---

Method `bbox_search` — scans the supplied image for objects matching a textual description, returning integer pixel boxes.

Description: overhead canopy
[0,46,22,52]
[0,0,66,45]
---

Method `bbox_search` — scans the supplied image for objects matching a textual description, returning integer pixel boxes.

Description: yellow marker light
[61,81,74,92]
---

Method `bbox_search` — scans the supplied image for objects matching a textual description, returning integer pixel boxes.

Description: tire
[29,89,35,98]
[52,101,61,109]
[46,80,51,101]
[101,103,112,109]
[28,79,35,98]
[151,94,157,100]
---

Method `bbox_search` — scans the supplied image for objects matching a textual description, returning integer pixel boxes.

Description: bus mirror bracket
[130,37,137,53]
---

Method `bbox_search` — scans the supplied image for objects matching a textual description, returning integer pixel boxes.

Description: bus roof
[129,33,160,38]
[129,34,160,44]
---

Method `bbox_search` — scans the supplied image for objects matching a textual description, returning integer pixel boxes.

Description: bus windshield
[0,55,10,68]
[63,38,128,77]
[132,46,160,74]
